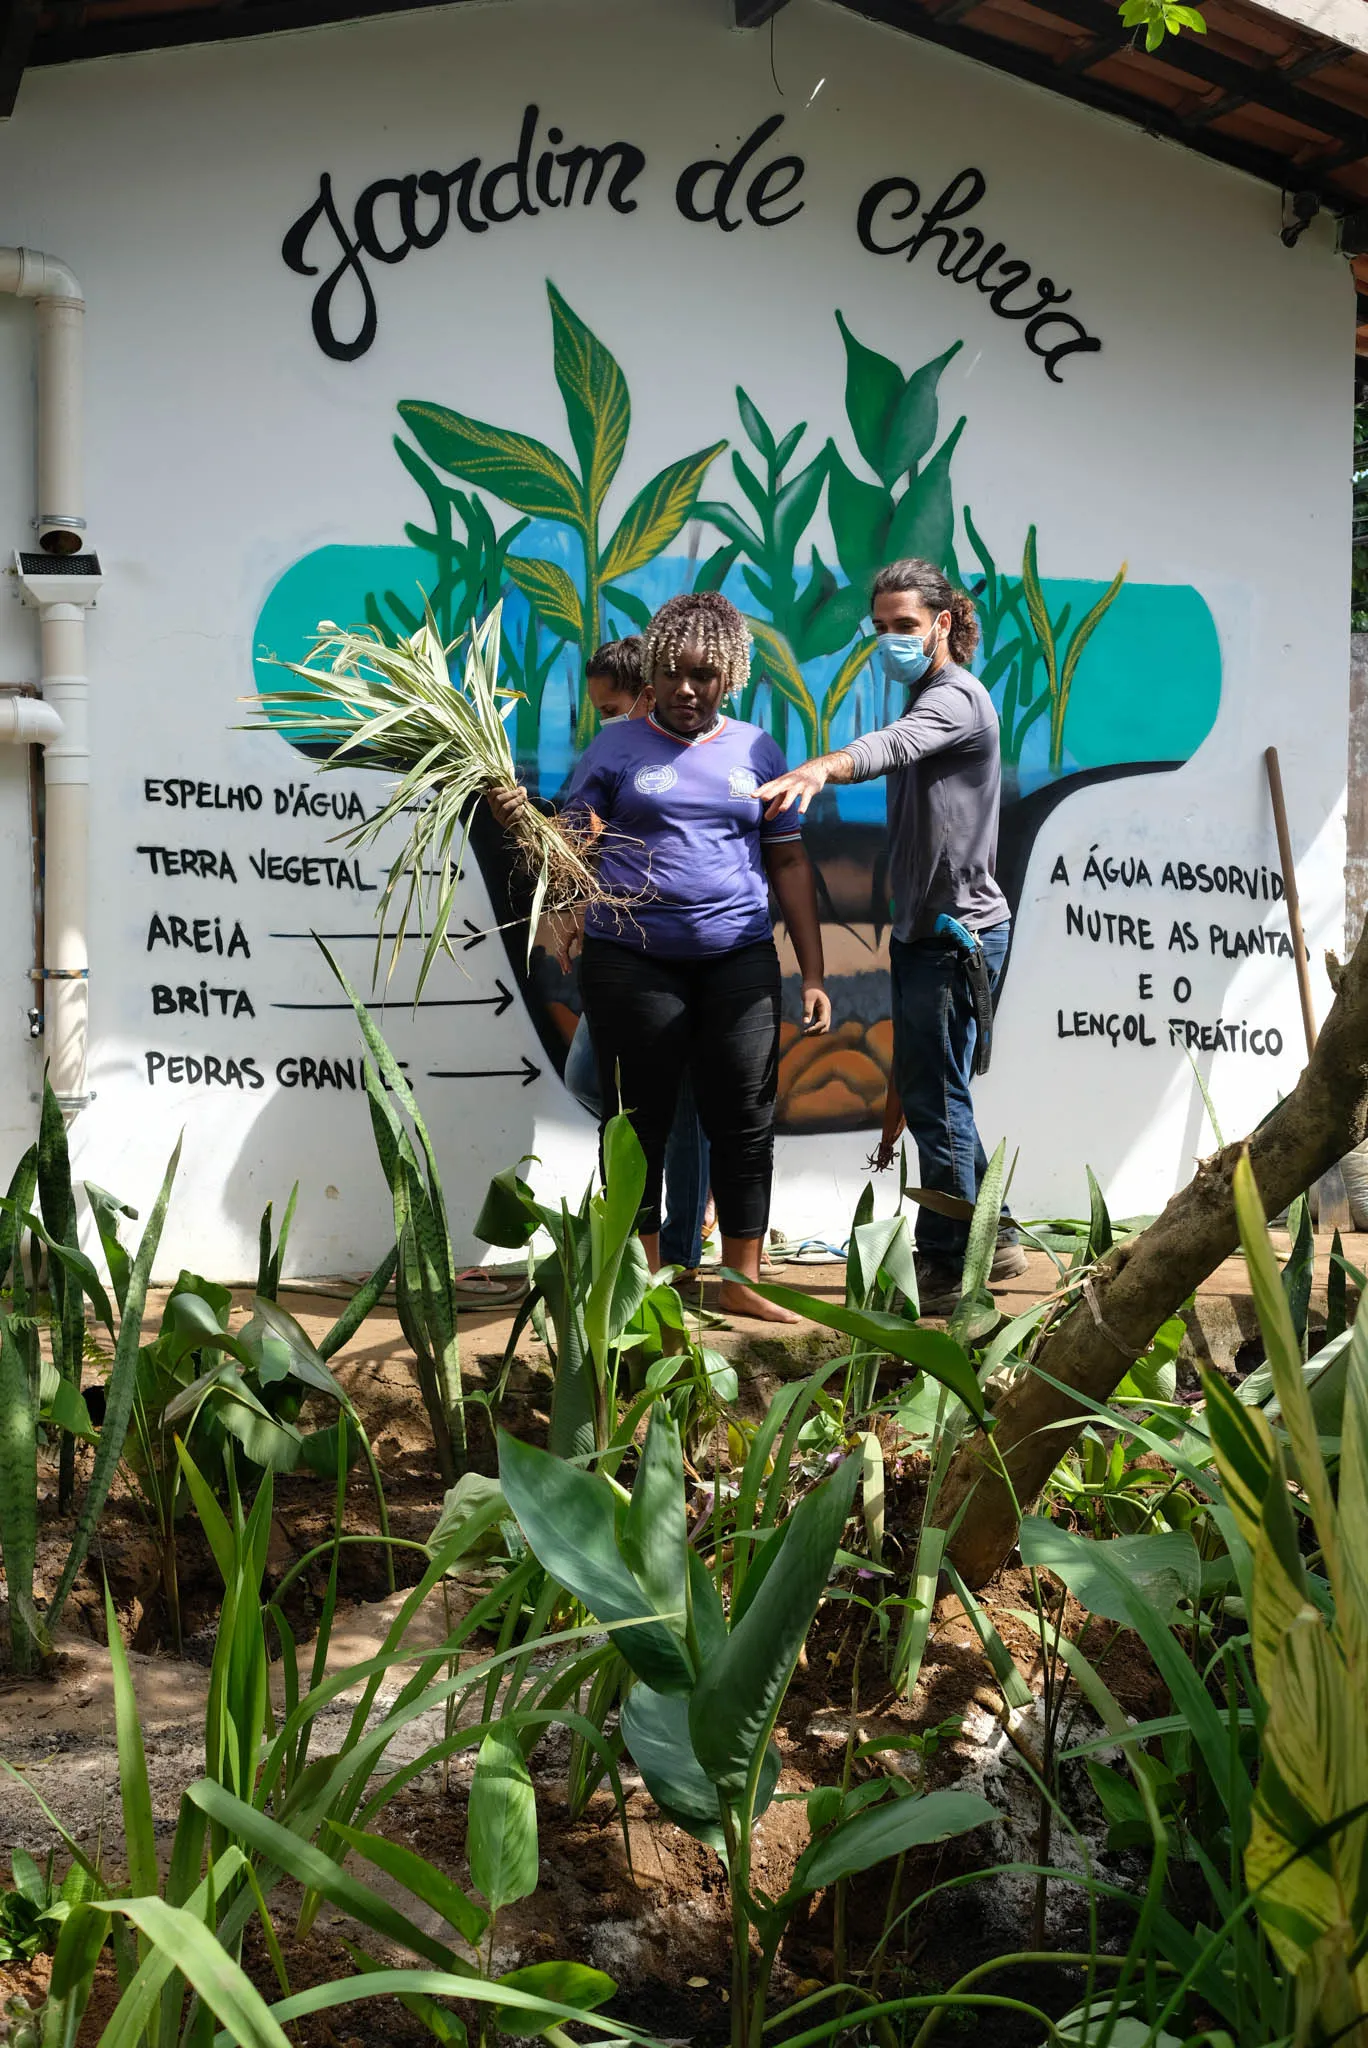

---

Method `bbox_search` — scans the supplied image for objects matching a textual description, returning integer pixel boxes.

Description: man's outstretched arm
[755,749,857,819]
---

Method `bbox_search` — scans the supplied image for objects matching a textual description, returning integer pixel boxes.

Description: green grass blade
[102,1580,158,1903]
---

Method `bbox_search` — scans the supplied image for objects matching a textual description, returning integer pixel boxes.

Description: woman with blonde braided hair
[493,590,829,1322]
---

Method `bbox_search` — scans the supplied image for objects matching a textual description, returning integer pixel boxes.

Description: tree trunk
[940,921,1368,1590]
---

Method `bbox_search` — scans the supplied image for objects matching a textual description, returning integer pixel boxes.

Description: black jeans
[578,935,781,1240]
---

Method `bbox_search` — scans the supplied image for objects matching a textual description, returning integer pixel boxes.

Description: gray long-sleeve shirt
[843,660,1009,943]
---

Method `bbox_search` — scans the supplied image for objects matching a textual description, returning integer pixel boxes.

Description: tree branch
[938,917,1368,1589]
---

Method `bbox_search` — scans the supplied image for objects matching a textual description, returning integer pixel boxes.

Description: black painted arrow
[272,978,514,1018]
[428,1055,540,1088]
[459,919,487,951]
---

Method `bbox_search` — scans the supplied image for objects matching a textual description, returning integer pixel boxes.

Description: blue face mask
[873,628,940,687]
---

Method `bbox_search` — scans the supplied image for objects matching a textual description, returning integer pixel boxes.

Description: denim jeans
[890,919,1011,1263]
[562,1013,712,1268]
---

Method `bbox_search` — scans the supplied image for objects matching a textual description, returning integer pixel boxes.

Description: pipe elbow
[0,246,83,305]
[0,694,64,747]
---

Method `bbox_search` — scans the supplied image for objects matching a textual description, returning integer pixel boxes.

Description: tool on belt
[934,913,995,1075]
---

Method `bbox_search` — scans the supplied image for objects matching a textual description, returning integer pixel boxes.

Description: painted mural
[253,280,1222,1134]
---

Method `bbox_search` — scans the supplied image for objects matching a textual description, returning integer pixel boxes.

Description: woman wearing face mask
[560,591,830,1322]
[756,558,1026,1314]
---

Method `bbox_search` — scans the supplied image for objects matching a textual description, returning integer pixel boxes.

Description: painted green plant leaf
[883,339,963,482]
[826,445,892,588]
[835,311,904,480]
[601,445,727,582]
[773,449,829,562]
[549,281,629,524]
[884,416,965,565]
[504,557,582,644]
[399,403,583,524]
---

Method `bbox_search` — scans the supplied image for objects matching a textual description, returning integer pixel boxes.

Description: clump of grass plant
[256,602,602,993]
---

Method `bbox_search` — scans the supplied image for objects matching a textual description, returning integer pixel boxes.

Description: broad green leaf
[1019,1518,1200,1628]
[247,1298,349,1401]
[882,339,963,484]
[950,1138,1007,1344]
[835,311,903,478]
[893,1522,945,1696]
[549,282,629,519]
[1245,1609,1368,1976]
[505,556,583,643]
[474,1167,540,1250]
[727,1278,984,1419]
[619,1686,780,1852]
[884,419,966,570]
[620,1408,688,1641]
[773,449,828,563]
[494,1960,616,2039]
[689,1454,861,1798]
[497,1431,694,1694]
[794,1787,994,1894]
[469,1729,538,1916]
[601,445,727,582]
[399,402,583,524]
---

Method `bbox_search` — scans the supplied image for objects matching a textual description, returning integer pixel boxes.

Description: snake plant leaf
[549,282,629,521]
[835,311,903,479]
[882,339,964,485]
[1019,1518,1200,1629]
[884,418,966,570]
[493,1960,617,2039]
[600,444,727,582]
[46,1135,182,1637]
[584,1113,648,1386]
[689,1453,861,1799]
[620,1408,688,1642]
[497,1431,695,1695]
[619,1686,781,1852]
[1244,1608,1368,1983]
[825,443,892,589]
[399,402,583,525]
[794,1785,994,1895]
[468,1728,539,1916]
[0,1311,39,1669]
[0,1144,36,1295]
[504,557,583,644]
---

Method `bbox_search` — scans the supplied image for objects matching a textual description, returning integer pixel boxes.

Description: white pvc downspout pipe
[0,247,90,1113]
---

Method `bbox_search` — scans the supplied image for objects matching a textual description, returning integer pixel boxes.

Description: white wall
[0,0,1350,1276]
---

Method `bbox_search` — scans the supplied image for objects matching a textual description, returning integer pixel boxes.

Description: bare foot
[717,1279,804,1323]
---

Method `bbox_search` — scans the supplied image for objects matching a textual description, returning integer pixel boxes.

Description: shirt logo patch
[728,767,760,799]
[634,764,678,796]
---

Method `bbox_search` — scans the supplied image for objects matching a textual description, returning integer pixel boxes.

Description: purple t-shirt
[562,714,802,957]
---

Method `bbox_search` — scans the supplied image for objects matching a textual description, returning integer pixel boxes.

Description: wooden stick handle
[1264,745,1318,1058]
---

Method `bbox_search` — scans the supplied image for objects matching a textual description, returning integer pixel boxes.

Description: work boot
[990,1235,1029,1283]
[914,1255,962,1317]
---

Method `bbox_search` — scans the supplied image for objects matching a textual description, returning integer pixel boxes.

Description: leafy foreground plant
[0,1088,180,1675]
[256,602,602,992]
[498,1413,995,2048]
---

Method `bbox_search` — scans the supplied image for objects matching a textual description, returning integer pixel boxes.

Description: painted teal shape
[251,546,1221,787]
[1038,578,1220,770]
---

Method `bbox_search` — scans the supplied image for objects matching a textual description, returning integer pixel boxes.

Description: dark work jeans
[578,935,781,1240]
[890,919,1011,1264]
